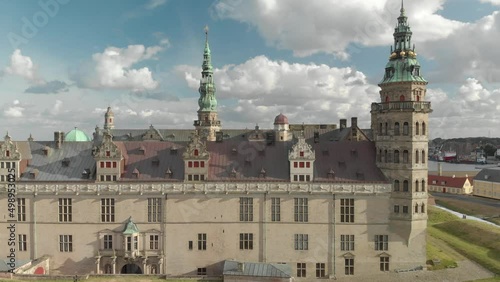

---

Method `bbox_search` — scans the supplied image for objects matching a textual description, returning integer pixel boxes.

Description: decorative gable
[183,132,209,160]
[289,134,315,161]
[93,132,122,159]
[142,125,164,141]
[0,133,21,160]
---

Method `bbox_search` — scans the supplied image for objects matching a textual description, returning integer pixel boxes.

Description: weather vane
[204,25,209,40]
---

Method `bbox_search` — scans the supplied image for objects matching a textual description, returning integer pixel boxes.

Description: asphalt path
[430,192,500,209]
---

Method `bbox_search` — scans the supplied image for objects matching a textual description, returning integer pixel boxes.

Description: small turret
[274,113,290,142]
[104,107,114,130]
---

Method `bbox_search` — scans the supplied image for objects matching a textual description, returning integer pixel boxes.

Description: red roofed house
[428,175,473,195]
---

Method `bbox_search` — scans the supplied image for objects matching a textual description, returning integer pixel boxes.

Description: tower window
[403,122,409,135]
[394,122,400,136]
[416,122,420,135]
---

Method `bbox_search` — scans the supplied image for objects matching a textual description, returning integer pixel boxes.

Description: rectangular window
[375,235,389,251]
[147,198,162,223]
[194,161,199,168]
[200,161,205,168]
[134,235,138,250]
[340,198,354,223]
[294,234,309,250]
[198,233,207,250]
[58,198,72,222]
[101,198,115,222]
[100,162,104,168]
[106,161,111,168]
[17,198,26,222]
[340,234,355,251]
[194,174,199,181]
[294,162,298,168]
[126,236,132,251]
[112,175,117,181]
[150,235,159,250]
[294,198,308,222]
[345,258,354,275]
[188,161,193,168]
[113,161,117,168]
[6,162,10,169]
[297,263,306,278]
[293,175,298,181]
[299,175,305,181]
[299,162,305,168]
[106,151,110,157]
[197,268,207,275]
[239,197,253,222]
[380,256,389,271]
[394,205,400,213]
[316,263,325,278]
[0,162,3,168]
[188,241,193,250]
[403,205,408,214]
[59,235,73,252]
[188,174,192,181]
[18,234,27,251]
[239,233,253,250]
[103,234,113,250]
[306,162,310,168]
[306,175,310,181]
[200,174,205,181]
[106,175,111,181]
[100,175,104,181]
[271,197,280,222]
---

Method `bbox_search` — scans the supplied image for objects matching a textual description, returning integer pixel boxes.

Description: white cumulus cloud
[5,49,40,82]
[75,45,163,92]
[212,0,465,58]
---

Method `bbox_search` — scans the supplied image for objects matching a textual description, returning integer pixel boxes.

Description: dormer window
[165,168,173,179]
[259,168,266,179]
[152,158,160,166]
[194,149,199,156]
[230,168,237,178]
[62,158,70,167]
[139,146,146,155]
[6,150,9,157]
[300,151,304,157]
[327,169,335,179]
[133,168,140,179]
[106,151,110,157]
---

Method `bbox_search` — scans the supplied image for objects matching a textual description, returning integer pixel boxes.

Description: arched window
[384,122,388,135]
[385,96,390,102]
[378,149,382,162]
[421,180,426,192]
[394,122,400,136]
[421,203,425,213]
[194,149,199,156]
[394,180,400,192]
[403,150,409,163]
[415,122,419,135]
[417,95,420,101]
[422,150,426,164]
[400,95,405,101]
[415,150,419,163]
[403,122,409,135]
[379,123,383,135]
[422,122,426,135]
[394,150,400,163]
[384,150,388,163]
[415,180,419,192]
[403,180,409,192]
[415,204,419,213]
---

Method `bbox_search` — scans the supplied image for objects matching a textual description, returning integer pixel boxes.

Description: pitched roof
[428,175,470,188]
[474,168,500,183]
[19,141,96,182]
[223,260,292,278]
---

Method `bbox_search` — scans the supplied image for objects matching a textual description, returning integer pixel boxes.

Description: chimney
[351,117,358,128]
[54,131,64,149]
[340,119,347,130]
[438,163,442,176]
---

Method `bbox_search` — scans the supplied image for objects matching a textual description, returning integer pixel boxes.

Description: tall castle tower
[194,26,221,141]
[371,1,432,264]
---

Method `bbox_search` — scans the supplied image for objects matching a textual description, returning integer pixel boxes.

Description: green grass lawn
[427,206,500,275]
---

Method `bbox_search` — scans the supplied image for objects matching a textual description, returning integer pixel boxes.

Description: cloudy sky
[0,0,498,140]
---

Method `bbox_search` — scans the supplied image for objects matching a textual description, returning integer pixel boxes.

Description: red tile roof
[428,175,471,188]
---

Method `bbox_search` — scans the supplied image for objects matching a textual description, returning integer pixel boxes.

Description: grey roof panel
[20,141,96,182]
[474,168,500,183]
[223,260,292,278]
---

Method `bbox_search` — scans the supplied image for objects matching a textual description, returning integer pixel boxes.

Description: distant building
[473,168,500,200]
[0,3,431,279]
[428,175,473,194]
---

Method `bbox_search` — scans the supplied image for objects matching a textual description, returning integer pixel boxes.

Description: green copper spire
[198,25,218,112]
[380,1,426,84]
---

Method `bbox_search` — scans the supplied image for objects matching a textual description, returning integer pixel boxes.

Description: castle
[0,4,431,279]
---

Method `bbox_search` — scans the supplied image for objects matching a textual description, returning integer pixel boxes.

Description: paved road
[430,192,500,209]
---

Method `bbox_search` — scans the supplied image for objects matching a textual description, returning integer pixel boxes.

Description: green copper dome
[65,128,91,142]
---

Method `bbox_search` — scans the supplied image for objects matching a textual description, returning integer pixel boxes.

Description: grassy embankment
[433,196,500,225]
[427,206,500,276]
